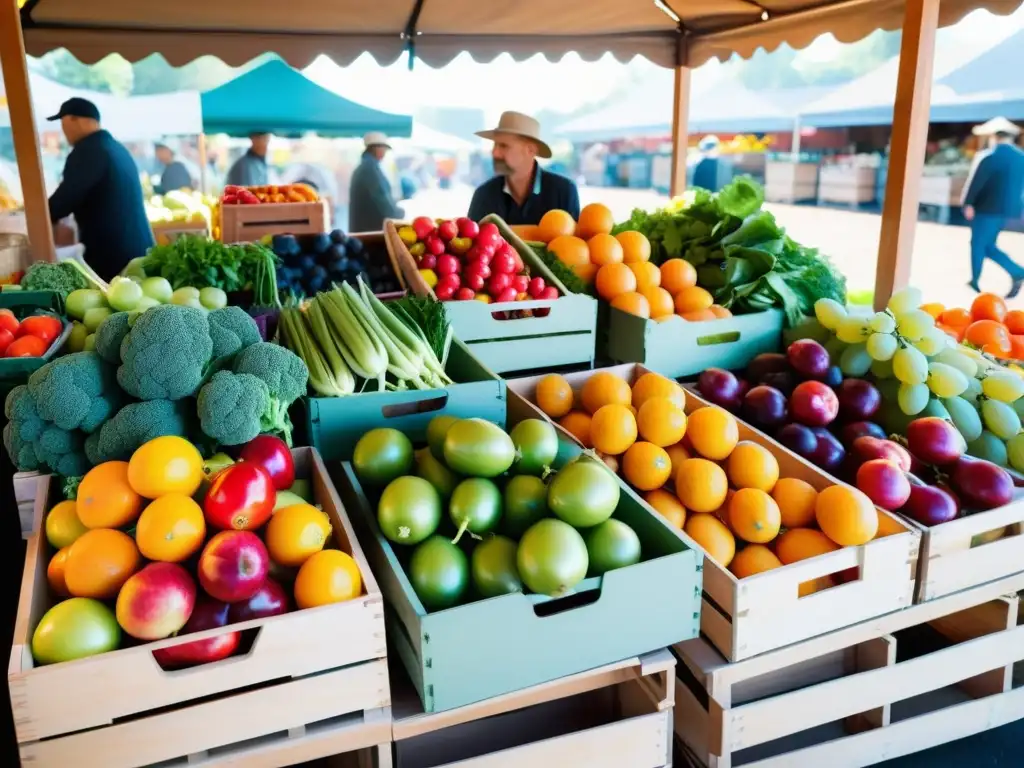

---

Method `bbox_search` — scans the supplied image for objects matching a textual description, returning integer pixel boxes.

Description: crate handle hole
[797,567,857,599]
[489,306,551,321]
[151,626,262,673]
[696,331,741,347]
[381,393,449,419]
[969,525,1015,549]
[531,585,602,617]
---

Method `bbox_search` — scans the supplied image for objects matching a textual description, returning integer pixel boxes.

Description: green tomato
[426,415,460,461]
[585,519,641,576]
[547,457,620,528]
[65,289,107,320]
[83,307,112,332]
[83,333,96,351]
[449,478,502,542]
[510,419,558,476]
[377,476,441,545]
[409,536,469,611]
[502,475,549,538]
[66,321,89,353]
[170,287,201,306]
[199,286,228,310]
[414,448,460,500]
[107,276,144,312]
[471,535,522,597]
[517,519,589,597]
[136,296,161,312]
[443,419,515,477]
[32,598,120,665]
[353,428,414,488]
[140,276,173,303]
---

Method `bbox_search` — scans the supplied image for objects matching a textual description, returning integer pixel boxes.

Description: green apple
[140,277,173,304]
[83,333,97,351]
[65,289,107,320]
[66,321,89,353]
[83,307,112,332]
[107,277,143,312]
[199,287,228,310]
[170,287,201,307]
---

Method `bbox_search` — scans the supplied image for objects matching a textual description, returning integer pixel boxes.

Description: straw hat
[476,111,552,159]
[363,131,392,149]
[972,117,1021,137]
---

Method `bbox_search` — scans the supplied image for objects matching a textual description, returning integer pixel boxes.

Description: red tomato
[6,335,47,358]
[203,462,275,531]
[0,328,14,355]
[238,435,295,491]
[18,315,63,345]
[0,309,18,336]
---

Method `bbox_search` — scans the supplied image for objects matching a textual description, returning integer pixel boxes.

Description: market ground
[404,185,1024,308]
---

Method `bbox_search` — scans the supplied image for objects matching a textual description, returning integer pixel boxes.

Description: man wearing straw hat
[961,117,1024,299]
[468,111,580,225]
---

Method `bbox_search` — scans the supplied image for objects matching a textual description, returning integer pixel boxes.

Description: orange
[548,235,590,267]
[665,441,691,479]
[628,262,661,292]
[919,302,945,320]
[729,544,782,579]
[728,488,782,544]
[816,486,878,546]
[581,371,632,414]
[77,461,143,529]
[686,406,739,461]
[775,528,840,564]
[571,263,599,284]
[971,292,1007,323]
[631,372,686,410]
[1006,309,1024,335]
[708,305,733,319]
[875,509,907,539]
[965,319,1011,355]
[127,436,205,499]
[644,489,686,529]
[726,442,779,492]
[587,233,624,266]
[559,411,594,448]
[684,514,735,567]
[710,488,736,525]
[135,495,206,562]
[937,323,964,342]
[622,441,673,491]
[47,547,71,597]
[660,259,697,294]
[595,262,637,301]
[45,500,89,549]
[536,374,574,418]
[674,286,714,314]
[675,458,728,513]
[575,203,614,240]
[538,209,576,242]
[616,231,651,263]
[610,291,650,318]
[642,286,674,318]
[294,549,363,609]
[771,478,819,529]
[799,576,836,597]
[64,528,141,599]
[590,403,638,456]
[637,397,687,447]
[680,309,717,321]
[938,307,972,328]
[267,503,333,567]
[1010,335,1024,361]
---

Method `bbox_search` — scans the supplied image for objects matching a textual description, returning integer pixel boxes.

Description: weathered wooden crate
[509,364,921,662]
[765,161,819,203]
[151,219,210,246]
[10,447,390,768]
[818,166,877,205]
[674,571,1024,767]
[918,173,967,207]
[15,469,49,539]
[220,200,329,243]
[391,649,675,767]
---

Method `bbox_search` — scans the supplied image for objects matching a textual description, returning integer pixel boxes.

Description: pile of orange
[930,293,1024,360]
[534,369,894,593]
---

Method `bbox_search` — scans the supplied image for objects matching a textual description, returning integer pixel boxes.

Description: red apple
[116,562,197,640]
[229,577,290,623]
[152,598,240,669]
[411,216,435,240]
[437,220,459,242]
[239,435,294,491]
[456,217,479,239]
[198,531,270,603]
[849,436,912,472]
[204,462,275,531]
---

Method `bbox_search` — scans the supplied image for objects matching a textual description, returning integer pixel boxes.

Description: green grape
[836,317,870,344]
[981,372,1024,403]
[824,336,848,361]
[871,358,894,379]
[869,312,896,334]
[981,399,1022,441]
[894,310,935,342]
[942,396,984,443]
[961,377,983,405]
[814,299,848,332]
[875,377,901,402]
[926,362,969,398]
[840,344,872,377]
[892,345,928,385]
[866,332,898,362]
[967,430,1009,466]
[921,398,952,420]
[934,347,978,379]
[914,327,950,357]
[1015,397,1024,421]
[898,383,930,415]
[1007,434,1024,473]
[887,286,923,315]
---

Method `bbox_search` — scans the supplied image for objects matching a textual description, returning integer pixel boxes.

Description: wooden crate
[391,649,675,767]
[10,447,391,768]
[674,570,1024,767]
[15,469,49,539]
[220,200,329,243]
[818,166,877,205]
[918,173,967,207]
[764,161,819,203]
[151,219,210,246]
[508,364,921,662]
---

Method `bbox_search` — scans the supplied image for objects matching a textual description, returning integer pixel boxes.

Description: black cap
[47,97,100,122]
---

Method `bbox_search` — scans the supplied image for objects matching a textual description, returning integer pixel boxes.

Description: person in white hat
[468,111,579,225]
[960,117,1024,298]
[349,131,404,232]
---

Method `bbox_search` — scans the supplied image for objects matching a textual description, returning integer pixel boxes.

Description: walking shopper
[348,132,404,232]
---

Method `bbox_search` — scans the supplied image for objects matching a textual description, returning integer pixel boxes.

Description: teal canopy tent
[200,58,411,138]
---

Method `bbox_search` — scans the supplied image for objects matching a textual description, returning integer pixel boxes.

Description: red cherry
[454,287,476,301]
[512,275,529,293]
[527,277,546,298]
[488,273,512,295]
[495,287,518,303]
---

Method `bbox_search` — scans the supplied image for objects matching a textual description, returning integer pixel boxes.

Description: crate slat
[220,201,328,243]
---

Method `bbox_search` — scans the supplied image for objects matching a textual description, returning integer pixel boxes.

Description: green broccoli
[93,399,193,462]
[94,311,132,364]
[35,424,90,477]
[84,432,104,466]
[3,423,40,472]
[5,385,46,443]
[197,370,270,446]
[19,261,90,298]
[231,342,308,443]
[27,352,121,434]
[208,306,262,361]
[117,304,213,401]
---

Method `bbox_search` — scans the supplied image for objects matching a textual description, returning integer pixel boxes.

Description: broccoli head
[231,342,308,445]
[208,306,262,361]
[117,304,213,401]
[93,399,193,462]
[94,312,132,364]
[84,432,104,466]
[197,370,270,446]
[5,385,46,444]
[35,424,90,477]
[27,352,121,434]
[4,422,40,472]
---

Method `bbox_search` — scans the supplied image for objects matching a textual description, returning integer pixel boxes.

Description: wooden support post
[670,64,692,199]
[198,133,208,194]
[873,0,939,310]
[0,0,56,262]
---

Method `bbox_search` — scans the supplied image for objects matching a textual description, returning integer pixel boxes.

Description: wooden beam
[0,0,56,262]
[873,0,939,310]
[670,64,692,198]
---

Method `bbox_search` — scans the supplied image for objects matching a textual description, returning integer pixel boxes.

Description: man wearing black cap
[47,98,154,281]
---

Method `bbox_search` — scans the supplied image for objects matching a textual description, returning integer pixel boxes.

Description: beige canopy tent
[3,0,1023,307]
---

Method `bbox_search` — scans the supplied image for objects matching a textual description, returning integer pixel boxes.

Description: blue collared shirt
[467,164,580,225]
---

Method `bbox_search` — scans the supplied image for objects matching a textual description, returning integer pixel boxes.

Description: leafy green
[389,295,452,364]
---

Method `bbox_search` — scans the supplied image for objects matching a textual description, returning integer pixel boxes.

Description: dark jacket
[348,152,404,232]
[467,165,580,225]
[156,160,193,194]
[48,130,154,281]
[225,150,269,187]
[962,142,1024,218]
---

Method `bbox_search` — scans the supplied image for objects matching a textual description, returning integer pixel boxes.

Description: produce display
[221,184,319,205]
[927,292,1024,363]
[146,190,216,227]
[0,307,65,360]
[32,435,362,666]
[17,261,92,299]
[530,368,884,587]
[270,231,402,299]
[352,416,644,608]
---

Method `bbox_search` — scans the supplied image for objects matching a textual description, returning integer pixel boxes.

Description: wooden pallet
[220,200,329,243]
[10,448,390,768]
[390,649,676,767]
[674,570,1024,767]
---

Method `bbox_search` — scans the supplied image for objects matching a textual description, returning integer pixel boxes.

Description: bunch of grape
[813,288,1024,473]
